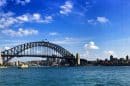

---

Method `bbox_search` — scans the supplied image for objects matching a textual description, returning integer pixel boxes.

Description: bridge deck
[1,55,75,60]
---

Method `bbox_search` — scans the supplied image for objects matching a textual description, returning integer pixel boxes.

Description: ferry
[0,66,8,69]
[18,64,29,69]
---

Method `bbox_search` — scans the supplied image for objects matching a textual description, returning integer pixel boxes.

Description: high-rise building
[110,55,114,61]
[126,55,129,61]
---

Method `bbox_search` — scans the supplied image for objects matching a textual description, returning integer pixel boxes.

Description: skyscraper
[110,55,114,61]
[126,55,129,61]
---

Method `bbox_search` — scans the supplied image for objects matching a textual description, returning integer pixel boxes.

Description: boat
[0,66,8,69]
[18,64,29,69]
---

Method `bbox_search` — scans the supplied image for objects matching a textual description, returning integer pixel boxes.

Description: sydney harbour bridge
[0,41,87,66]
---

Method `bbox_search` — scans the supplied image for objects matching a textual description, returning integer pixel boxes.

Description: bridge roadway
[1,55,76,60]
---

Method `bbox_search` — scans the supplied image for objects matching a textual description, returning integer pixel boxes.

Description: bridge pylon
[76,53,80,66]
[0,52,3,65]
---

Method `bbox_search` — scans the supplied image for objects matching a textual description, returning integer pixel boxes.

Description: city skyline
[0,0,130,60]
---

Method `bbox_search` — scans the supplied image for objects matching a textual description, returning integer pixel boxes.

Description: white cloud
[17,14,29,22]
[0,12,53,29]
[1,12,14,17]
[81,41,99,59]
[53,38,72,45]
[42,16,53,23]
[0,40,31,50]
[87,19,97,25]
[16,0,31,5]
[0,17,17,28]
[33,13,41,21]
[53,37,79,45]
[0,12,17,29]
[4,46,10,50]
[97,17,109,23]
[0,0,6,7]
[60,1,73,15]
[104,50,115,56]
[84,41,99,50]
[2,28,38,37]
[88,16,109,24]
[17,14,53,23]
[52,37,90,45]
[80,51,89,59]
[49,32,58,36]
[17,13,43,23]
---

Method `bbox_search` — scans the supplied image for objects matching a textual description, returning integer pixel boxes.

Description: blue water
[0,66,130,86]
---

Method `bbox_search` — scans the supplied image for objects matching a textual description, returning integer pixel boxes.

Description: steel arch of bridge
[1,41,75,64]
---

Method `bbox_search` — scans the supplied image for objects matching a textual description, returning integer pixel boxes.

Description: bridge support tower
[0,52,3,65]
[76,53,80,66]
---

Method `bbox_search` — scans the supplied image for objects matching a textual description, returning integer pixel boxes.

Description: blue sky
[0,0,130,60]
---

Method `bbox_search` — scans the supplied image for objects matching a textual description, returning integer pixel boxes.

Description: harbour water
[0,66,130,86]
